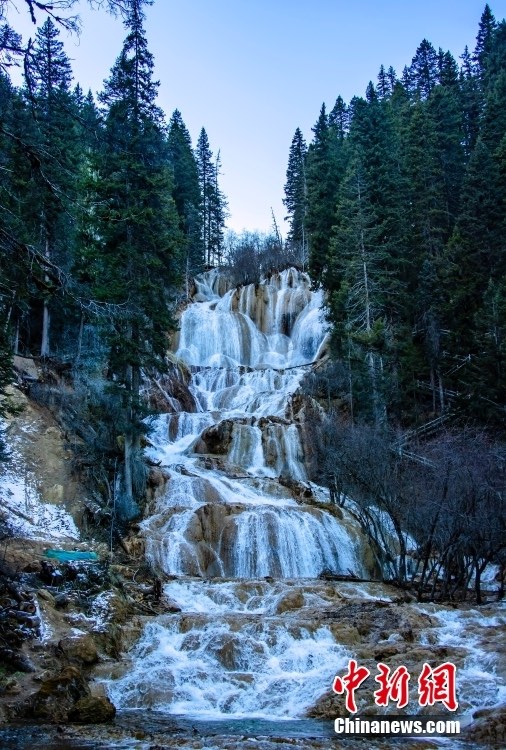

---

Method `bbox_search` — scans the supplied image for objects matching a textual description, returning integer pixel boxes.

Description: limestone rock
[44,483,64,503]
[0,648,36,673]
[278,475,314,502]
[58,634,99,665]
[68,694,116,723]
[196,420,235,454]
[328,622,362,645]
[31,665,90,722]
[465,704,506,746]
[119,533,145,558]
[274,590,305,614]
[0,675,21,695]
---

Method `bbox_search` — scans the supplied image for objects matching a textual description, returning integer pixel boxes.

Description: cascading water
[107,268,374,719]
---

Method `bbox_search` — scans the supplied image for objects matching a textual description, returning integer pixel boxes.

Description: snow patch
[0,419,79,541]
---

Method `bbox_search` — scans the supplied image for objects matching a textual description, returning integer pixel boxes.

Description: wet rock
[39,560,64,586]
[306,688,363,720]
[44,483,64,503]
[144,368,197,414]
[197,420,235,454]
[54,593,71,609]
[278,476,314,501]
[274,590,305,614]
[215,637,242,669]
[119,533,145,558]
[31,665,90,722]
[372,643,405,661]
[58,634,99,665]
[328,622,361,645]
[0,675,21,695]
[68,694,116,723]
[465,704,506,746]
[147,466,169,494]
[23,561,41,573]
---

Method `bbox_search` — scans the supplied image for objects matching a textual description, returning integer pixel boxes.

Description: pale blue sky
[7,0,506,234]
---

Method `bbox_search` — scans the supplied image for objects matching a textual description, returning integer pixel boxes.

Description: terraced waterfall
[106,267,377,719]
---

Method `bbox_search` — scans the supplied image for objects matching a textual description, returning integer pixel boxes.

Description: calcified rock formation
[142,268,367,579]
[108,268,375,719]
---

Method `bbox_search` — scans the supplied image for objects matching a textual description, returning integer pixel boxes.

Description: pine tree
[329,95,348,138]
[474,3,497,80]
[444,139,503,352]
[328,162,389,424]
[283,127,308,266]
[387,66,397,91]
[195,127,214,266]
[437,49,459,87]
[306,103,345,283]
[85,0,182,517]
[460,45,482,155]
[0,71,19,417]
[208,149,227,266]
[327,90,409,421]
[25,18,79,357]
[408,39,439,99]
[0,70,41,357]
[167,109,204,289]
[195,128,227,266]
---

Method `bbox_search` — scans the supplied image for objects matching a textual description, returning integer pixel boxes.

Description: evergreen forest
[0,0,505,587]
[283,3,506,430]
[0,0,228,516]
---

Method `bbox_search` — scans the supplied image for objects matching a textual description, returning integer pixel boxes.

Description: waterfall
[108,268,372,719]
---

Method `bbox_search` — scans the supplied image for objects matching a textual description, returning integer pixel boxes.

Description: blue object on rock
[44,549,99,562]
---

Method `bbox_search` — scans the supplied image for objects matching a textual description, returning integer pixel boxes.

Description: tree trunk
[41,302,50,357]
[75,313,84,365]
[40,237,51,357]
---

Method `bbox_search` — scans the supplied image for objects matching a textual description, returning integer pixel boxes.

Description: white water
[142,268,363,583]
[107,269,372,719]
[108,617,351,719]
[108,268,505,725]
[418,604,506,716]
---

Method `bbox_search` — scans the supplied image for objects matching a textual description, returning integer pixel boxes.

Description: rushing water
[141,268,366,585]
[107,268,372,719]
[105,268,506,730]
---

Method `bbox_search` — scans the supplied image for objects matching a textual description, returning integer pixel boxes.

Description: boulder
[37,589,56,606]
[465,704,506,747]
[31,665,90,722]
[274,590,305,614]
[58,634,99,665]
[68,694,116,723]
[0,648,36,673]
[196,420,235,454]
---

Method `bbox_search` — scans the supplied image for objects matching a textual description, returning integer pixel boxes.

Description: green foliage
[80,0,183,513]
[293,3,506,429]
[168,109,204,279]
[306,103,347,283]
[283,127,308,265]
[0,0,230,519]
[195,127,227,266]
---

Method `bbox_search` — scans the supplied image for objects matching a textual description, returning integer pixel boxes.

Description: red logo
[332,660,458,714]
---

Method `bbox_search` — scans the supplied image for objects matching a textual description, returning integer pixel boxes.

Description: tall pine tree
[84,0,182,517]
[195,128,227,266]
[167,109,204,290]
[283,127,308,266]
[25,18,79,357]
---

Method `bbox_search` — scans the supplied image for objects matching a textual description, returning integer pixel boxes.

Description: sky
[6,0,506,235]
